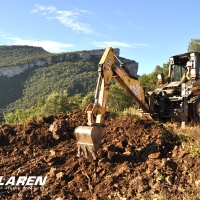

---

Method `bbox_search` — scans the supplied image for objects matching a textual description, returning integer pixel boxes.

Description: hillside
[0,45,51,68]
[0,45,138,120]
[4,61,98,114]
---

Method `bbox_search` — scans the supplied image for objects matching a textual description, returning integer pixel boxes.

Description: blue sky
[0,0,199,75]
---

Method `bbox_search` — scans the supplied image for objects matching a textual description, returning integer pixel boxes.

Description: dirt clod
[0,110,199,199]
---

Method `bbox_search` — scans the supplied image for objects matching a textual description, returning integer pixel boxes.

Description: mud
[0,109,199,200]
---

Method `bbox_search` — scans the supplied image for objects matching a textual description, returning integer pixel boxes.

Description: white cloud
[13,38,74,52]
[93,41,150,49]
[93,41,132,48]
[0,31,11,38]
[126,22,142,30]
[31,4,56,14]
[131,43,150,48]
[31,4,94,35]
[0,31,74,52]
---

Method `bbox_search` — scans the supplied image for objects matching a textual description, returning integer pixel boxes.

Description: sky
[0,0,199,75]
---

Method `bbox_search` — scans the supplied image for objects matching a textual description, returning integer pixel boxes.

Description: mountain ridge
[0,45,138,120]
[0,45,138,77]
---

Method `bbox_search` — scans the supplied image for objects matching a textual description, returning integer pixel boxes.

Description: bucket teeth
[74,125,104,160]
[77,144,97,160]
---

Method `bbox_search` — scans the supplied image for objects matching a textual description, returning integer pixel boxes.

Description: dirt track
[0,109,199,200]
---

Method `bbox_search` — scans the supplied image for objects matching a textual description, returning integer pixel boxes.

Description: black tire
[189,96,200,122]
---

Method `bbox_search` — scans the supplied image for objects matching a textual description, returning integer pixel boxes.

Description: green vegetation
[4,91,71,124]
[0,60,98,116]
[0,45,83,67]
[12,61,97,108]
[0,45,51,67]
[3,83,138,124]
[139,64,169,92]
[0,45,100,119]
[170,125,200,158]
[106,83,138,117]
[187,38,200,52]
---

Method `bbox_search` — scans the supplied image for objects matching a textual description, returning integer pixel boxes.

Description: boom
[86,46,149,125]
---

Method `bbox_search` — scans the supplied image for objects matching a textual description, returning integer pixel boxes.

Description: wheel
[189,96,200,122]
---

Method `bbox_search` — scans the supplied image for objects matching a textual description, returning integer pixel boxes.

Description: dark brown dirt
[0,109,199,200]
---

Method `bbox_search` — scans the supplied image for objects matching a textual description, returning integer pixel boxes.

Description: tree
[107,83,136,112]
[40,91,70,116]
[187,39,200,52]
[139,63,169,92]
[81,91,95,108]
[4,107,36,124]
[4,91,71,124]
[68,94,83,110]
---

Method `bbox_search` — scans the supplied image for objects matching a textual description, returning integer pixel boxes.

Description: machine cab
[169,52,200,82]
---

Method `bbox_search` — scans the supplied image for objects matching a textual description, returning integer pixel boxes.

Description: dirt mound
[0,110,199,200]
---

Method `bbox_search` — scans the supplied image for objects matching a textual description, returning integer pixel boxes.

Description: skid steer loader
[74,47,200,159]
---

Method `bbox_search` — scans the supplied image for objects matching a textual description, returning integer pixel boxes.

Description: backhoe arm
[85,46,115,125]
[74,47,150,159]
[86,47,149,125]
[112,56,149,113]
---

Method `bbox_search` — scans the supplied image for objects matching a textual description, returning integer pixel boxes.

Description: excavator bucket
[74,125,104,160]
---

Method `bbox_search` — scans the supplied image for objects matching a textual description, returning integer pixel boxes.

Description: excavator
[74,47,200,159]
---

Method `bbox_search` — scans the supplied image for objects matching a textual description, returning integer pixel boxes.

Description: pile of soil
[0,109,199,200]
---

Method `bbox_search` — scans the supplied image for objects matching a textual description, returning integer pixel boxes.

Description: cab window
[172,65,187,81]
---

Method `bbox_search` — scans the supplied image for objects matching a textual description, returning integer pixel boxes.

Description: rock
[56,172,65,180]
[148,152,160,159]
[49,150,56,157]
[49,167,57,177]
[49,119,68,139]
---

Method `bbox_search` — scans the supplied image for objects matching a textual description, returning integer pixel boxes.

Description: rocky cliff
[0,48,138,78]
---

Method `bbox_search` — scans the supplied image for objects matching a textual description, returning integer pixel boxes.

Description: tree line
[3,84,136,124]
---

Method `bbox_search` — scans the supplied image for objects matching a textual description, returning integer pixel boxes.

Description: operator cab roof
[169,52,200,65]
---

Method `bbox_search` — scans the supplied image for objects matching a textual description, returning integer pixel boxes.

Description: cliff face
[0,48,138,78]
[126,62,139,77]
[0,60,48,77]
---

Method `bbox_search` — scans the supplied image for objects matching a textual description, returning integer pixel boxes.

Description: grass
[164,122,200,157]
[176,126,200,157]
[109,107,140,119]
